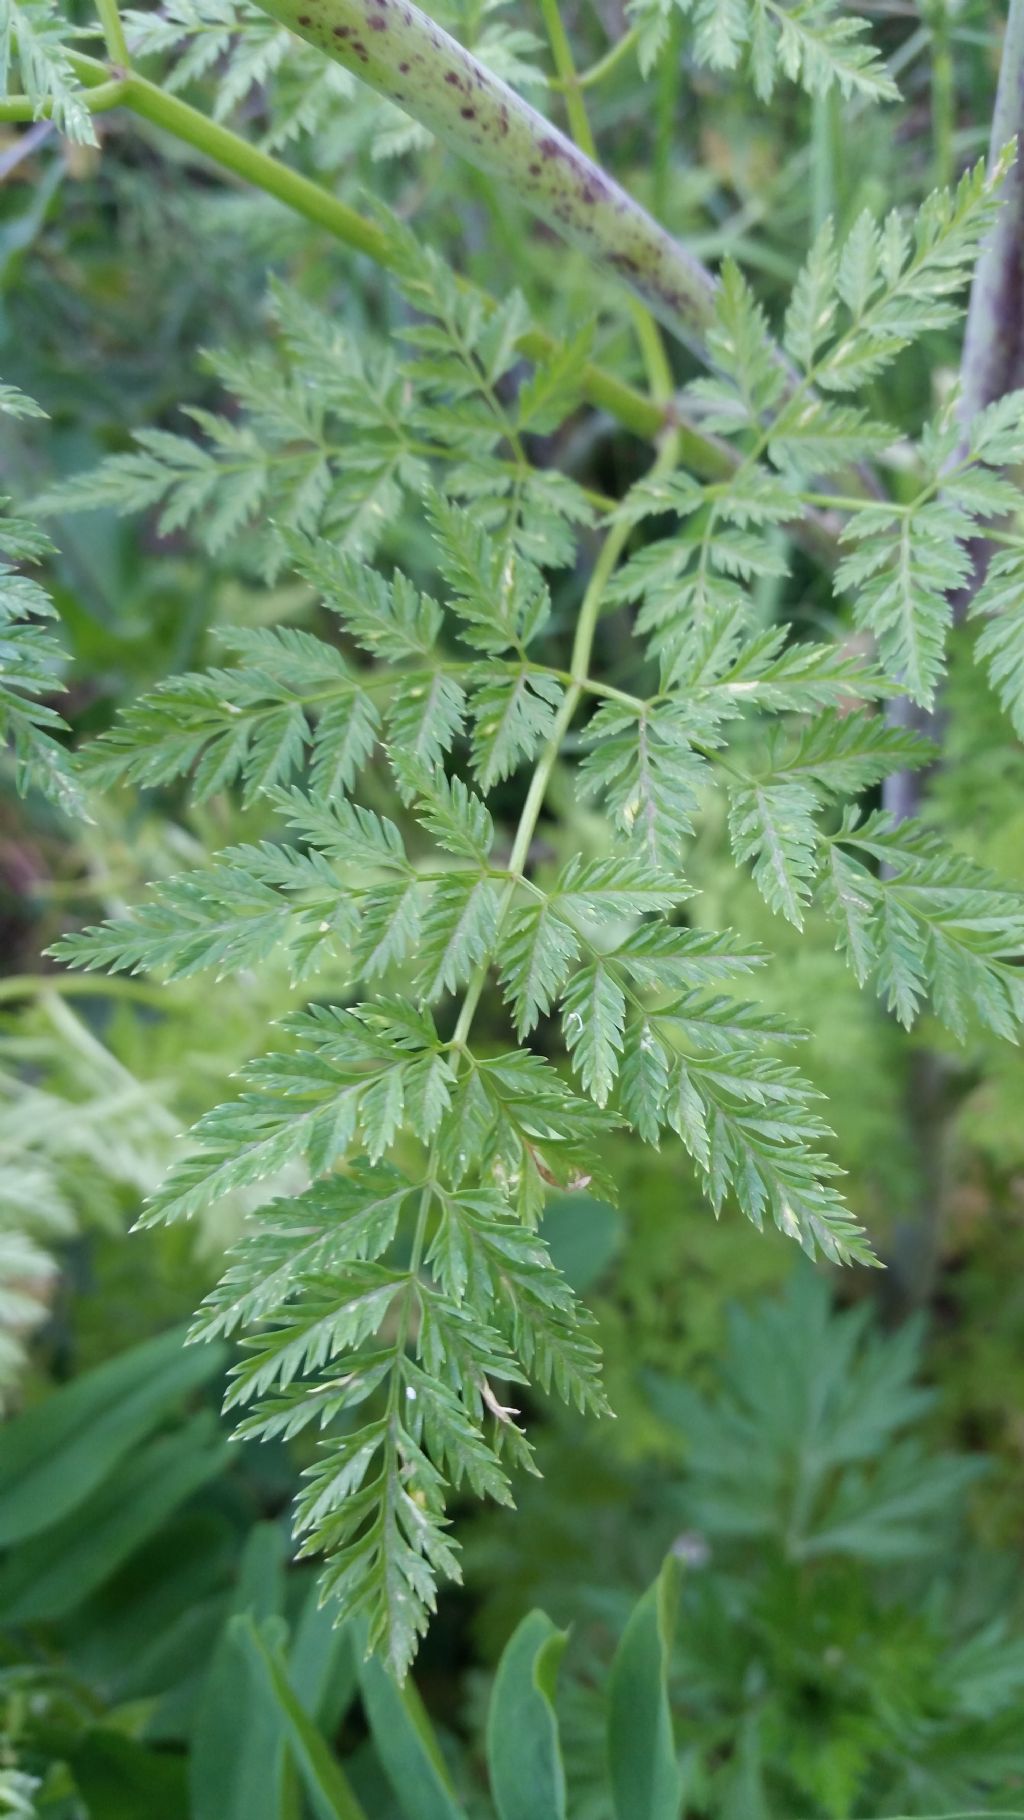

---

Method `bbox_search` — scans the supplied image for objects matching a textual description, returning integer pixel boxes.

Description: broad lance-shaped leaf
[0,1326,225,1549]
[251,0,718,353]
[608,1555,684,1820]
[0,1419,229,1627]
[191,1527,290,1820]
[487,1611,568,1820]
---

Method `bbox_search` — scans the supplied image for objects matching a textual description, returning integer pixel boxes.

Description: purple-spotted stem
[251,0,719,356]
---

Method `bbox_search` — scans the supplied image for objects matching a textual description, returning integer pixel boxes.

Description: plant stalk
[452,432,678,1058]
[534,0,674,404]
[885,0,1024,827]
[249,0,719,356]
[0,79,126,122]
[881,0,1024,1312]
[958,0,1024,422]
[94,0,130,68]
[567,27,639,95]
[928,0,954,191]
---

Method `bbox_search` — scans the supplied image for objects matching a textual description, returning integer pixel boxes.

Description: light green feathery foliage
[627,0,897,99]
[0,384,82,818]
[40,137,1024,1677]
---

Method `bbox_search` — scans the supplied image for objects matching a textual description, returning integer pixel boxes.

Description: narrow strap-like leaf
[358,1651,467,1820]
[237,1616,370,1820]
[607,1556,683,1820]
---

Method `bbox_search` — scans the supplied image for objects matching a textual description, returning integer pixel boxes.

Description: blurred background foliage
[3,0,1024,1811]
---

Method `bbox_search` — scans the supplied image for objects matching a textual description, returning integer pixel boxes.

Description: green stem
[390,1179,433,1398]
[928,0,954,191]
[69,51,388,262]
[810,87,837,235]
[535,0,673,403]
[94,0,130,68]
[652,13,680,224]
[414,483,652,1324]
[508,483,648,877]
[536,0,593,154]
[0,78,126,121]
[567,27,640,94]
[249,0,718,355]
[396,480,642,1382]
[452,431,679,1057]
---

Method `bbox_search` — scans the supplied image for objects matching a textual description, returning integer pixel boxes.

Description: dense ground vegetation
[3,0,1024,1812]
